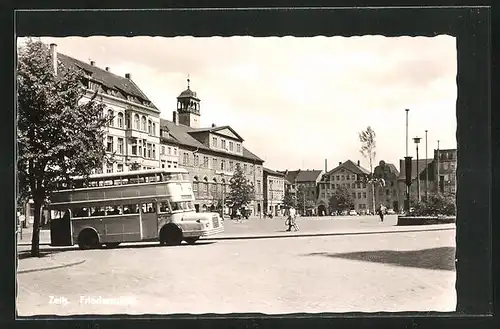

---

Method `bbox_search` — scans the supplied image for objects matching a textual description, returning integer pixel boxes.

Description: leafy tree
[129,161,141,171]
[330,186,355,212]
[296,185,316,215]
[225,163,255,210]
[359,126,377,214]
[282,189,297,209]
[410,193,456,216]
[17,38,110,256]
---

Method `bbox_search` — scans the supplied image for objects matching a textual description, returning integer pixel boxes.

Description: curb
[203,225,456,241]
[18,259,86,274]
[17,225,456,246]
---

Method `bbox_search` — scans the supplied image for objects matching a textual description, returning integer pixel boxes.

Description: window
[174,148,177,155]
[117,164,123,172]
[117,138,124,154]
[107,109,114,126]
[237,143,241,152]
[167,160,172,168]
[106,163,113,173]
[244,164,247,173]
[134,114,140,130]
[126,114,131,129]
[352,192,356,199]
[229,141,234,151]
[106,136,113,152]
[117,112,124,128]
[212,158,217,169]
[161,160,166,168]
[257,180,261,193]
[141,116,147,131]
[358,192,361,199]
[203,156,209,168]
[183,152,189,166]
[352,175,356,180]
[341,175,345,181]
[221,139,226,150]
[336,175,340,180]
[229,161,234,171]
[194,154,199,167]
[221,160,225,170]
[212,137,217,147]
[363,183,367,188]
[152,145,156,159]
[161,146,165,155]
[131,141,137,156]
[346,183,350,188]
[148,120,152,134]
[152,123,156,136]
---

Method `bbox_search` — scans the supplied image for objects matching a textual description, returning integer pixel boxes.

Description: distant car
[348,210,358,216]
[386,209,395,215]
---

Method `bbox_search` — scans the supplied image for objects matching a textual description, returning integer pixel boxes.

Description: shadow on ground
[303,247,456,271]
[18,250,64,260]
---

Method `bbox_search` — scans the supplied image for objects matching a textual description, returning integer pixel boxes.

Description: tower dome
[176,76,201,128]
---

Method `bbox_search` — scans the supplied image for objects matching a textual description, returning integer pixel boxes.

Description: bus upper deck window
[104,180,113,186]
[164,174,172,182]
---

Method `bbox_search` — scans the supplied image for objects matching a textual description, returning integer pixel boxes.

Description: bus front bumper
[183,226,224,238]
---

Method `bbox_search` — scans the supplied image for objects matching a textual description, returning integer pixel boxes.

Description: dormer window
[212,137,217,147]
[236,143,241,153]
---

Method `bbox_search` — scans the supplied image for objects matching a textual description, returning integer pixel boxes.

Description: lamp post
[437,140,440,194]
[413,137,421,201]
[425,130,428,201]
[269,179,273,216]
[405,109,410,157]
[221,172,225,218]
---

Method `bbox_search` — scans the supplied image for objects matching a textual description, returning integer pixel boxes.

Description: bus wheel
[78,229,100,250]
[160,225,183,246]
[185,237,199,245]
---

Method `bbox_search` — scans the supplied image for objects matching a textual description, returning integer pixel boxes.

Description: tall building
[279,169,324,215]
[397,148,456,207]
[263,168,285,216]
[317,160,372,215]
[372,160,400,211]
[159,79,265,215]
[54,45,162,173]
[23,44,162,226]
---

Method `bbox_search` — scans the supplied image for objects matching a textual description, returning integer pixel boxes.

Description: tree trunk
[30,196,43,257]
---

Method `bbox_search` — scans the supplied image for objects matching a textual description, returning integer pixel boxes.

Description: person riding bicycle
[286,206,298,231]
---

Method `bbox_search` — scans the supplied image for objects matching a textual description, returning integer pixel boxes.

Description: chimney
[49,43,57,74]
[357,160,360,166]
[211,123,216,128]
[105,67,110,72]
[125,73,131,79]
[324,159,327,173]
[90,60,95,66]
[339,162,342,166]
[172,111,179,125]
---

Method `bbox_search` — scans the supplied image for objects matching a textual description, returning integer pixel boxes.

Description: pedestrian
[236,208,242,223]
[378,204,386,222]
[286,206,297,231]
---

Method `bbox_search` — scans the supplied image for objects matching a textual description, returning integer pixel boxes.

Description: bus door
[50,209,73,246]
[140,203,158,240]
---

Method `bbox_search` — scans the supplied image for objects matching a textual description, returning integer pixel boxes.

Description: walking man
[377,203,386,222]
[286,206,297,231]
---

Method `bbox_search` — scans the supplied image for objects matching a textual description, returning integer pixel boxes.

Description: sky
[25,36,457,172]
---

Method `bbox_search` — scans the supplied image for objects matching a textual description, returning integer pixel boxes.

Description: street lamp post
[413,137,421,201]
[405,109,410,157]
[221,172,225,218]
[425,130,428,201]
[269,179,273,216]
[437,140,440,194]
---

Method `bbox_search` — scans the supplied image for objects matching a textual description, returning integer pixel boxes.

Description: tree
[225,163,255,210]
[296,185,316,215]
[17,38,111,256]
[282,189,297,209]
[329,186,355,213]
[359,126,377,214]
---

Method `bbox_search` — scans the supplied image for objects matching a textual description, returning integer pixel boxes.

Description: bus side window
[122,178,129,185]
[91,207,105,216]
[158,202,171,214]
[164,174,172,182]
[107,206,121,215]
[74,181,84,188]
[73,207,89,218]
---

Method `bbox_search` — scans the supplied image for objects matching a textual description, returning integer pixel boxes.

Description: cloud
[33,35,457,171]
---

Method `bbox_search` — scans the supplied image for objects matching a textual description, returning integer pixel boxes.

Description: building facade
[263,168,285,216]
[159,81,265,215]
[280,169,324,216]
[397,148,457,208]
[317,160,372,215]
[372,160,400,211]
[54,45,162,174]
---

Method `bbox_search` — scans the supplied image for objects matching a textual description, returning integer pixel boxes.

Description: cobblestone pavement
[17,229,456,316]
[18,215,433,245]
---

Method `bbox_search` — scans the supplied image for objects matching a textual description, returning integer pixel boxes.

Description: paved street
[17,227,456,315]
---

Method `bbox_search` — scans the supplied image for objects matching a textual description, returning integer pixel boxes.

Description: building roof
[398,158,433,180]
[160,118,263,162]
[263,167,285,177]
[190,125,244,142]
[327,160,371,176]
[279,169,323,183]
[57,53,158,111]
[177,87,200,100]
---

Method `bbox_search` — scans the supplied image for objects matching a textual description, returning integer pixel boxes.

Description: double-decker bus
[49,168,223,249]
